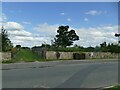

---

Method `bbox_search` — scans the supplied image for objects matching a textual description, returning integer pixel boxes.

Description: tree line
[1,26,13,52]
[1,25,120,53]
[33,41,119,53]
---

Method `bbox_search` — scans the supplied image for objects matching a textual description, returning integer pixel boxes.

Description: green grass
[2,60,16,63]
[11,49,44,62]
[103,85,120,90]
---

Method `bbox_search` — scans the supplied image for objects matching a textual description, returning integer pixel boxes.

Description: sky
[1,2,118,47]
[2,0,120,2]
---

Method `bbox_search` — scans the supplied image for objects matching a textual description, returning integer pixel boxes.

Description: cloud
[0,14,57,47]
[8,30,32,37]
[75,25,118,47]
[60,12,65,15]
[34,23,58,37]
[1,21,56,47]
[67,18,71,21]
[4,20,118,47]
[10,35,52,47]
[1,21,32,37]
[7,22,58,47]
[85,10,106,16]
[33,23,118,47]
[5,22,24,31]
[84,18,88,21]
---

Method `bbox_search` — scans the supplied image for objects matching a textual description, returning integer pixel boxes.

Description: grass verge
[103,85,120,90]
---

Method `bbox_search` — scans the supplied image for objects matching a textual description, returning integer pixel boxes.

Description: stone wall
[46,51,57,59]
[46,51,74,59]
[85,52,118,59]
[0,52,11,61]
[59,52,73,59]
[46,51,119,60]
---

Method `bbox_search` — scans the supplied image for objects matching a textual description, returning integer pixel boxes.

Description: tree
[15,45,21,51]
[115,33,120,37]
[99,42,119,53]
[41,44,50,48]
[85,47,95,52]
[53,25,79,47]
[16,45,21,48]
[100,42,107,48]
[115,33,120,43]
[100,42,108,52]
[107,43,119,53]
[1,26,13,52]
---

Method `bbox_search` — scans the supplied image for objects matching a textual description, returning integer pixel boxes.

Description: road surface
[2,60,118,88]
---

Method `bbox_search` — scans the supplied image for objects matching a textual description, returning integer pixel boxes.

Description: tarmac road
[2,60,118,88]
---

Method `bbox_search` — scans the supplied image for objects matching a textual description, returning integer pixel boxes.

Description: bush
[48,47,84,52]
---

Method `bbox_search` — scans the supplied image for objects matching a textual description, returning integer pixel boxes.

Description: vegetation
[37,42,119,53]
[2,25,120,63]
[38,26,119,53]
[100,42,119,53]
[11,48,43,62]
[1,26,13,52]
[53,25,79,47]
[103,85,120,90]
[115,33,120,43]
[16,45,21,49]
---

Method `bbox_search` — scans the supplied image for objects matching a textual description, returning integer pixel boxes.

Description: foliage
[11,47,18,55]
[115,33,120,37]
[1,26,13,52]
[115,33,120,43]
[84,47,95,52]
[16,45,21,48]
[12,49,42,62]
[21,47,30,50]
[2,60,15,63]
[99,42,120,53]
[41,44,51,48]
[100,42,108,52]
[103,85,120,90]
[33,41,119,53]
[53,25,79,47]
[107,43,119,53]
[48,46,92,52]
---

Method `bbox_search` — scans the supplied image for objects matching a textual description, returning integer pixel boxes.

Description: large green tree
[1,26,13,52]
[53,25,79,47]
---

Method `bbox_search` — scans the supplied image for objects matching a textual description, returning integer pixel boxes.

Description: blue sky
[3,2,118,27]
[1,2,118,47]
